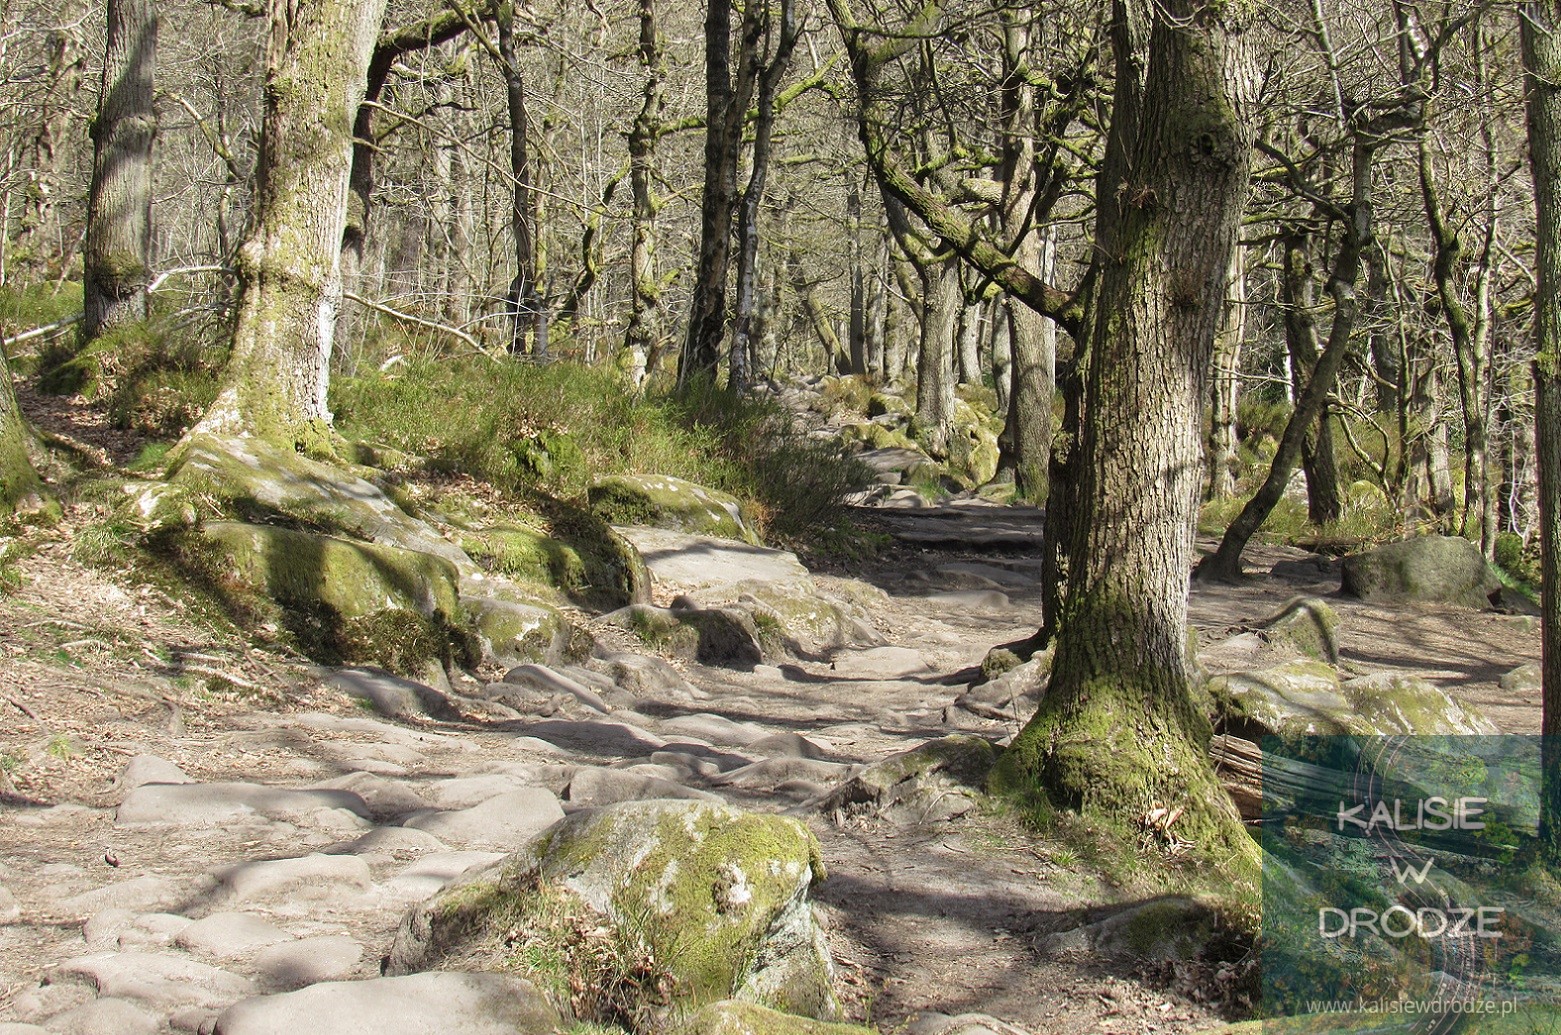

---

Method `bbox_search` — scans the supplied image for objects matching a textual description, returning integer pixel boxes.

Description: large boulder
[602,602,765,667]
[1209,663,1496,739]
[1341,535,1500,609]
[816,735,999,827]
[590,474,761,546]
[459,516,648,612]
[389,800,839,1021]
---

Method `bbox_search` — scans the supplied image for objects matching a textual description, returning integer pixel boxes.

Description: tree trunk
[956,295,981,386]
[191,0,389,451]
[913,255,959,459]
[997,0,1256,858]
[999,231,1056,502]
[1205,246,1243,499]
[495,0,543,358]
[625,0,666,386]
[731,0,798,391]
[1198,141,1379,581]
[1520,0,1561,860]
[82,0,156,343]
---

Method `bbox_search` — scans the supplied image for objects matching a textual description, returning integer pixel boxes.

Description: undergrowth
[330,357,872,542]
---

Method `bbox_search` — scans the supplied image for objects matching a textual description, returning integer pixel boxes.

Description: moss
[672,1001,876,1035]
[980,647,1023,683]
[837,422,916,452]
[1259,597,1339,665]
[590,474,762,547]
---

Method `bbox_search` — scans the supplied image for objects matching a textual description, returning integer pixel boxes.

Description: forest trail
[0,492,1539,1035]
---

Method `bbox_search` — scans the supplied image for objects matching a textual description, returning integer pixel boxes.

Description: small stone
[116,755,193,791]
[0,884,18,922]
[254,934,363,991]
[176,913,295,960]
[211,972,561,1035]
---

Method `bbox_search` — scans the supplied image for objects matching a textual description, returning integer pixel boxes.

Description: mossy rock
[728,579,878,652]
[602,603,763,668]
[1045,896,1219,962]
[590,474,761,547]
[1258,597,1339,665]
[178,520,469,673]
[837,422,917,453]
[1341,535,1500,609]
[166,433,473,571]
[819,735,998,826]
[945,423,999,488]
[1206,661,1347,740]
[389,800,840,1022]
[1339,672,1498,736]
[463,517,647,612]
[467,595,588,668]
[673,1001,876,1035]
[865,393,908,419]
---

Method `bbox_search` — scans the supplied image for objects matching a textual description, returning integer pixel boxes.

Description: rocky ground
[0,479,1540,1034]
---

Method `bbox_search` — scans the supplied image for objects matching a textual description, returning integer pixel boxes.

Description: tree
[0,348,45,517]
[994,0,1257,856]
[82,0,157,342]
[1520,0,1561,859]
[190,0,390,451]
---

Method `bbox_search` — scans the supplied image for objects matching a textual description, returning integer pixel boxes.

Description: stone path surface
[0,499,1538,1034]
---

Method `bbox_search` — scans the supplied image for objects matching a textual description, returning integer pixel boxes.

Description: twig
[1,312,81,348]
[342,290,502,361]
[3,695,39,721]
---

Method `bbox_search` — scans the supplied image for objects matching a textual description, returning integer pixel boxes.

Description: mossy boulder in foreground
[672,1001,876,1035]
[1341,534,1500,609]
[388,799,840,1022]
[590,474,762,546]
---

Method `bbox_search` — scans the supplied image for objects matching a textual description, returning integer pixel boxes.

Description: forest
[4,0,1561,1033]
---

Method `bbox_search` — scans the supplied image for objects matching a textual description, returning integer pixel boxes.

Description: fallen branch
[2,313,82,349]
[342,290,502,361]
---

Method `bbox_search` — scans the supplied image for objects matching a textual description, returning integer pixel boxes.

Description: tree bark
[913,255,959,459]
[495,0,543,358]
[1205,245,1243,499]
[191,0,390,451]
[997,0,1256,858]
[1520,0,1561,860]
[625,0,667,386]
[82,0,156,343]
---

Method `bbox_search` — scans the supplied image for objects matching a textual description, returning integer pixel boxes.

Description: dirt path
[0,498,1536,1034]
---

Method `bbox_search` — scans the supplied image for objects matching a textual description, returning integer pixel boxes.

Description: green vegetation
[332,358,871,543]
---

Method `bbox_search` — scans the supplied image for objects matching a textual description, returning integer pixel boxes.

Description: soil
[0,406,1539,1033]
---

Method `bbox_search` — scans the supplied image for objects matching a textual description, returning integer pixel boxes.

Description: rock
[525,718,667,757]
[617,527,809,594]
[714,758,854,794]
[673,1001,876,1035]
[465,596,581,668]
[325,827,446,859]
[904,1013,1029,1035]
[211,972,561,1035]
[112,912,191,949]
[590,474,762,545]
[254,934,363,991]
[459,518,647,612]
[115,755,192,791]
[816,735,998,827]
[34,996,160,1035]
[380,851,506,901]
[210,854,373,907]
[324,667,459,721]
[422,775,529,808]
[1501,662,1542,692]
[1044,896,1219,961]
[1339,672,1499,735]
[564,767,720,806]
[501,664,608,712]
[594,652,701,701]
[45,951,253,1011]
[116,783,371,827]
[951,653,1050,722]
[1210,663,1497,739]
[1341,535,1500,609]
[403,788,564,851]
[310,772,432,816]
[604,603,764,667]
[389,800,839,1020]
[52,876,183,916]
[192,520,465,672]
[746,732,829,760]
[661,713,770,747]
[176,913,295,959]
[1256,596,1339,665]
[0,884,18,922]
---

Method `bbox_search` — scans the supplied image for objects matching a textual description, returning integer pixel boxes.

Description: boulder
[1044,896,1219,961]
[1210,664,1497,739]
[1339,672,1498,736]
[324,667,459,721]
[603,603,764,667]
[460,518,647,611]
[590,474,761,546]
[1341,535,1500,609]
[466,596,585,668]
[388,800,839,1021]
[816,735,998,826]
[1256,597,1339,665]
[1501,662,1541,692]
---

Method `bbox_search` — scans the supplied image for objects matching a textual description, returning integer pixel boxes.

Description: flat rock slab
[212,972,561,1035]
[115,755,193,791]
[616,526,812,595]
[379,851,505,902]
[176,913,295,960]
[827,646,932,680]
[325,826,446,859]
[402,788,564,850]
[523,718,667,757]
[46,951,253,1011]
[310,772,432,816]
[564,767,720,806]
[34,996,161,1035]
[211,854,372,907]
[51,876,184,917]
[323,667,459,721]
[116,783,371,826]
[659,712,769,747]
[254,934,363,991]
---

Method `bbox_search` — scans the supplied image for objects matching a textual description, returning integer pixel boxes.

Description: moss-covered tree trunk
[996,0,1255,858]
[913,256,959,459]
[190,0,389,452]
[82,0,156,343]
[1520,0,1561,860]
